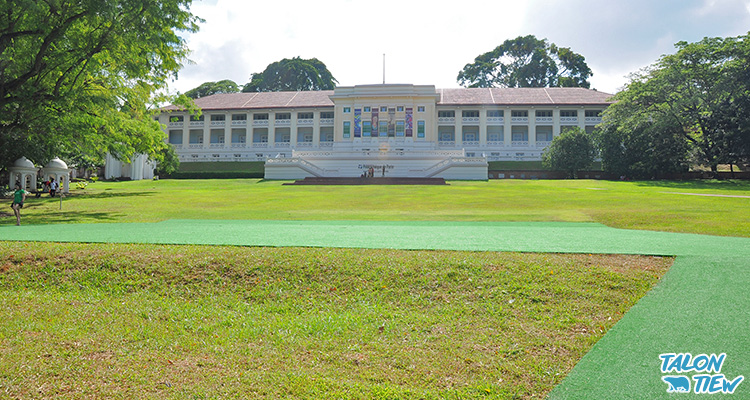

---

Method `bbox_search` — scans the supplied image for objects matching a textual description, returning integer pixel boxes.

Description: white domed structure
[42,157,71,194]
[14,157,35,169]
[45,157,69,170]
[8,157,38,191]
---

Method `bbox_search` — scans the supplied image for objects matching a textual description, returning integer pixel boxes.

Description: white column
[313,110,321,148]
[479,109,487,147]
[503,109,512,148]
[202,120,209,148]
[268,112,276,149]
[578,108,586,131]
[455,109,463,147]
[528,109,536,148]
[290,111,298,149]
[182,116,189,148]
[224,112,231,149]
[553,109,561,138]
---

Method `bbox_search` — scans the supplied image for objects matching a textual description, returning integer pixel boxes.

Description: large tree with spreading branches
[457,35,592,88]
[0,0,201,174]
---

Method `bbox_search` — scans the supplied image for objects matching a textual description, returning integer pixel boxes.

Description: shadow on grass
[37,190,158,200]
[634,180,750,192]
[1,210,122,225]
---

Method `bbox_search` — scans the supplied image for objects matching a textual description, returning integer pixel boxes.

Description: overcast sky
[169,0,750,95]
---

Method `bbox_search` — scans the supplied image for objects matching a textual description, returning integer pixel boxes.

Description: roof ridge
[286,91,300,106]
[488,88,495,104]
[241,92,259,107]
[543,88,554,104]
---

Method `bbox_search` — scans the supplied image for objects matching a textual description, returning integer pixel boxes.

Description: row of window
[342,106,427,113]
[342,120,427,138]
[171,109,603,123]
[437,110,602,118]
[172,111,335,123]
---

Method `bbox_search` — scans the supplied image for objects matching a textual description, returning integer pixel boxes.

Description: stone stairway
[283,177,448,185]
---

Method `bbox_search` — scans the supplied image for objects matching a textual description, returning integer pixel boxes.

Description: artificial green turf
[1,220,748,398]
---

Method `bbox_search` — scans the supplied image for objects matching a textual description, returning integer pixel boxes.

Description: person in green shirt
[11,183,27,226]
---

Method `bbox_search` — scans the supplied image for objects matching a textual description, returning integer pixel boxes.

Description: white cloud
[169,0,750,95]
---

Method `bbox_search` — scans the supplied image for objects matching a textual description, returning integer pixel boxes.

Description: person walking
[11,183,27,226]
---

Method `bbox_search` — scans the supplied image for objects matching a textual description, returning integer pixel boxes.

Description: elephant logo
[662,376,691,393]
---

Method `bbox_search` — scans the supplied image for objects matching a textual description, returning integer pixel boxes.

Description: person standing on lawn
[11,183,27,226]
[49,177,58,197]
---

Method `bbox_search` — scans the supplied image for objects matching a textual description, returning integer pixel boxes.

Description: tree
[185,80,240,99]
[242,57,338,92]
[457,35,592,88]
[598,34,750,175]
[596,88,690,179]
[0,0,201,173]
[542,128,596,178]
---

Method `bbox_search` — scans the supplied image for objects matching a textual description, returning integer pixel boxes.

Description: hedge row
[164,171,264,179]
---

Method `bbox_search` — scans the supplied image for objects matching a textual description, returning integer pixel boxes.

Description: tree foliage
[242,57,338,92]
[599,34,750,176]
[185,80,240,99]
[457,35,592,88]
[542,127,596,178]
[0,0,200,173]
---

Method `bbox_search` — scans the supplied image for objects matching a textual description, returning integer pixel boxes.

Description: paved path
[1,220,748,399]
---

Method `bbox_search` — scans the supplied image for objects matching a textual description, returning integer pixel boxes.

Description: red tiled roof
[439,87,614,105]
[162,91,336,111]
[162,87,613,111]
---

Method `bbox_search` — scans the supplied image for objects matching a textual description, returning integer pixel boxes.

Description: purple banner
[354,108,361,137]
[405,107,413,137]
[372,109,379,137]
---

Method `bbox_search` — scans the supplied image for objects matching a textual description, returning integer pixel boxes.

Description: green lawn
[4,178,750,237]
[1,178,749,399]
[0,242,671,399]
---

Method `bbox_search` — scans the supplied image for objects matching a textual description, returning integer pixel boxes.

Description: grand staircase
[283,177,447,185]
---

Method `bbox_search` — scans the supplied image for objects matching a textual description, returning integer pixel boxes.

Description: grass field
[1,178,749,399]
[3,179,750,236]
[0,242,671,399]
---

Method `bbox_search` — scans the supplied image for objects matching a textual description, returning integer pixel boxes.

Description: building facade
[152,84,612,180]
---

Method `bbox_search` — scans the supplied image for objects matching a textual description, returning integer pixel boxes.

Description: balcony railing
[210,121,226,127]
[535,117,554,124]
[486,117,504,124]
[560,117,578,125]
[462,117,480,124]
[511,141,529,147]
[438,117,455,124]
[231,120,247,126]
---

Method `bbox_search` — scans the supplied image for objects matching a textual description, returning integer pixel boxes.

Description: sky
[169,0,750,96]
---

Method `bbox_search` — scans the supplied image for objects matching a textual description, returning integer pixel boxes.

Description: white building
[153,84,612,180]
